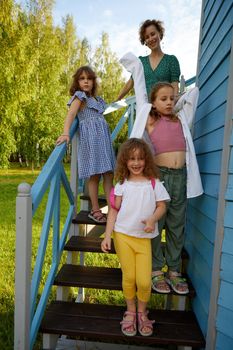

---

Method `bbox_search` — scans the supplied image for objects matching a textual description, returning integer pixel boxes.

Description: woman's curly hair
[139,19,165,45]
[69,66,97,96]
[114,138,160,184]
[149,82,179,122]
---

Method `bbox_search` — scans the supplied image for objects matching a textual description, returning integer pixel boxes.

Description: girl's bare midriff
[154,151,186,169]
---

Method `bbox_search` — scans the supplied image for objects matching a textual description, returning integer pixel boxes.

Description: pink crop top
[149,117,186,155]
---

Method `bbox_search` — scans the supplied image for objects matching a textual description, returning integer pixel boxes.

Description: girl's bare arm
[101,195,122,252]
[56,98,82,144]
[142,201,167,233]
[116,78,134,101]
[146,114,155,134]
[101,208,118,252]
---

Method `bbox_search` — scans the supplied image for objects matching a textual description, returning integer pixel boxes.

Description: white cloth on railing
[103,100,128,115]
[174,86,203,197]
[174,86,199,129]
[119,52,152,139]
[119,52,203,198]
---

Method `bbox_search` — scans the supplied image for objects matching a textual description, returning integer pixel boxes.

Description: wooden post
[180,75,185,94]
[67,132,80,264]
[43,334,58,350]
[14,183,32,350]
[69,133,78,239]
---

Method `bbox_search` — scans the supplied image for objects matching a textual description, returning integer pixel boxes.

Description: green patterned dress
[139,54,180,99]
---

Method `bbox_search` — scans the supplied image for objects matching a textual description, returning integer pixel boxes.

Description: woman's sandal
[166,272,189,295]
[88,209,107,223]
[120,311,137,336]
[137,311,155,337]
[151,273,171,293]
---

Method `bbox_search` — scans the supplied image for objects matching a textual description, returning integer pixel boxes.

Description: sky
[52,0,202,80]
[18,0,202,80]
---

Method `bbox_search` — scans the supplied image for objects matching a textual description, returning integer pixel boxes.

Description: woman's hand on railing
[56,134,70,145]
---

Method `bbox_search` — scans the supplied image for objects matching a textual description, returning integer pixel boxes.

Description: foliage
[93,32,128,145]
[0,0,126,169]
[0,0,23,167]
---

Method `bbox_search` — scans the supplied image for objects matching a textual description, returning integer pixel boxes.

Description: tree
[77,37,91,67]
[57,15,80,93]
[93,32,127,144]
[0,0,28,167]
[0,1,126,168]
[93,32,124,103]
[15,0,67,168]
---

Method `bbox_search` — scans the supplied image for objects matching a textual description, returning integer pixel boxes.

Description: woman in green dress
[117,20,183,295]
[116,19,181,101]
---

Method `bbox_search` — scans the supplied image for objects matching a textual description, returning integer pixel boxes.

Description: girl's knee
[123,274,135,286]
[103,171,113,179]
[123,271,136,290]
[137,279,151,294]
[90,174,101,181]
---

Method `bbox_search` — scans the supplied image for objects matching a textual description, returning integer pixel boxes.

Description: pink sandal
[88,209,106,223]
[120,311,137,336]
[137,311,155,336]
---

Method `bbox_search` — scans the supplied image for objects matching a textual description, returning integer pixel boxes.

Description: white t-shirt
[114,179,170,239]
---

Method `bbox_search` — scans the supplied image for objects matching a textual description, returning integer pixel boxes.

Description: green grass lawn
[0,166,40,349]
[0,164,165,349]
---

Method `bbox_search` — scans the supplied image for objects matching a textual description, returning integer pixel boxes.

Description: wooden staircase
[40,200,205,349]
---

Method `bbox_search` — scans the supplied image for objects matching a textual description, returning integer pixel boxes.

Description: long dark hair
[69,66,97,96]
[115,138,160,184]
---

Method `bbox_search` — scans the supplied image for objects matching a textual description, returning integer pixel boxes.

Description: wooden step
[40,301,205,348]
[65,235,115,254]
[80,194,107,206]
[54,264,195,297]
[64,236,189,260]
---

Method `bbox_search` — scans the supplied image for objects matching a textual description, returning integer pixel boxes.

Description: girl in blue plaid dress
[57,66,115,223]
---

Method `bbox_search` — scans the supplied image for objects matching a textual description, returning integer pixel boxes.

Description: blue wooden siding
[184,1,233,347]
[215,122,233,349]
[216,332,233,350]
[216,307,233,346]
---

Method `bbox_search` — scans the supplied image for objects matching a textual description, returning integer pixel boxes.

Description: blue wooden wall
[216,124,233,349]
[184,1,233,348]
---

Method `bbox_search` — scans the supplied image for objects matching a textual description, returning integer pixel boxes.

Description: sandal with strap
[88,209,107,223]
[137,311,155,337]
[166,272,189,295]
[120,311,137,336]
[151,273,171,293]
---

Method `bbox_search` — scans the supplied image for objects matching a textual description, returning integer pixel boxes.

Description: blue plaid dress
[68,91,115,179]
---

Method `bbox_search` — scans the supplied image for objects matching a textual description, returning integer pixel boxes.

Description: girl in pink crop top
[146,82,190,295]
[149,116,186,155]
[146,83,186,160]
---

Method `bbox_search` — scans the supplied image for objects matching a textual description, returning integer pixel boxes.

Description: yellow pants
[113,231,152,303]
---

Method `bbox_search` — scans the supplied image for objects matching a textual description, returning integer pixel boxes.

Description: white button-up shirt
[119,52,203,198]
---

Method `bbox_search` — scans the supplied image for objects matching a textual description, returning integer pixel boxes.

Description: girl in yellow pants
[101,138,170,337]
[114,232,152,302]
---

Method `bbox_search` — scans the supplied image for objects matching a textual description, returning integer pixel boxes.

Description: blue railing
[14,76,195,350]
[30,120,78,346]
[14,95,135,350]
